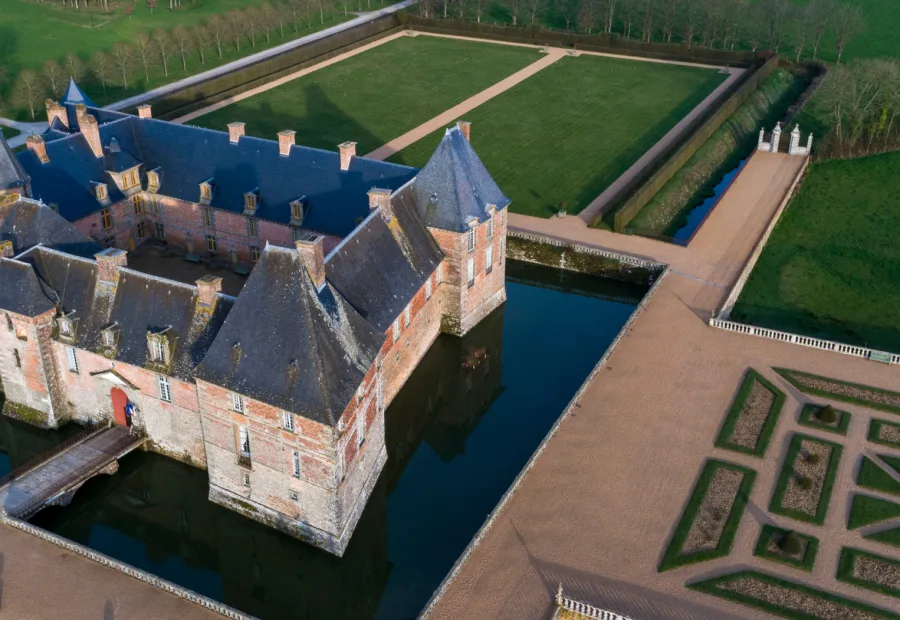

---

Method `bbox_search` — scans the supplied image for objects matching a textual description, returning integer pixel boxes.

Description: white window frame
[425,278,432,300]
[282,411,294,432]
[232,392,244,413]
[404,305,411,328]
[485,245,493,274]
[292,450,301,478]
[151,338,165,363]
[157,375,171,402]
[356,411,365,448]
[238,425,251,458]
[436,263,442,285]
[467,258,475,287]
[103,330,115,347]
[466,228,475,252]
[392,319,400,341]
[66,346,78,372]
[487,217,493,240]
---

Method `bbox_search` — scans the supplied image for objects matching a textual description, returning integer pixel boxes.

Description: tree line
[415,0,865,63]
[7,0,390,119]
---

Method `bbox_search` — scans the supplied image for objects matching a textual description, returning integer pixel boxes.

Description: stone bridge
[0,425,145,519]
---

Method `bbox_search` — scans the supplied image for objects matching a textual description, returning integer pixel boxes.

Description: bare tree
[65,53,85,81]
[91,50,114,95]
[833,1,864,63]
[554,0,576,30]
[245,7,261,46]
[640,0,655,42]
[661,0,677,41]
[132,33,156,83]
[226,11,245,51]
[260,2,276,42]
[507,0,521,25]
[579,0,600,32]
[42,60,66,98]
[604,0,615,32]
[682,0,699,48]
[206,16,227,58]
[721,0,744,50]
[152,29,172,77]
[274,1,290,36]
[621,0,636,37]
[191,25,210,63]
[793,2,810,61]
[170,26,193,70]
[760,0,789,53]
[526,0,543,24]
[12,70,45,120]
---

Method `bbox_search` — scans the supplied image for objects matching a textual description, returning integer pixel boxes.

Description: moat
[1,261,645,620]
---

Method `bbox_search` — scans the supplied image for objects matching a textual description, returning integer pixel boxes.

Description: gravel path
[682,468,743,553]
[721,577,885,620]
[729,381,775,449]
[854,555,900,592]
[780,439,832,517]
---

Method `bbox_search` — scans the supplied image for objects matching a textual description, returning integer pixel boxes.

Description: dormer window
[290,197,306,226]
[146,327,173,368]
[199,179,214,205]
[92,182,109,205]
[243,189,259,215]
[122,168,140,190]
[56,312,76,342]
[147,168,161,193]
[100,322,120,357]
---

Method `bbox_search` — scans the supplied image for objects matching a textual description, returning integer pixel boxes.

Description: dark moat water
[13,261,645,620]
[673,158,748,243]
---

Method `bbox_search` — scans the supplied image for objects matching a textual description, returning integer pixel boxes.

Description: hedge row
[399,15,757,66]
[147,15,402,119]
[607,55,779,232]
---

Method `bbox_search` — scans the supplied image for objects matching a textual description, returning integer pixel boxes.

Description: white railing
[709,318,900,365]
[555,585,635,620]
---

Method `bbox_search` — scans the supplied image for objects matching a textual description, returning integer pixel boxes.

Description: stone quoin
[0,79,509,556]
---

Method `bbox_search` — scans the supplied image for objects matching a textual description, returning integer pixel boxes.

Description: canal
[8,261,646,620]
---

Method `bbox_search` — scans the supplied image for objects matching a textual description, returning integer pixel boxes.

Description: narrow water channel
[673,158,748,243]
[13,261,645,620]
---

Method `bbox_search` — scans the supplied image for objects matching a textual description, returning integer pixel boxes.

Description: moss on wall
[2,400,51,428]
[507,236,655,285]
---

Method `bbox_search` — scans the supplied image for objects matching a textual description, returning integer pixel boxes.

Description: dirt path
[364,48,564,160]
[424,152,900,620]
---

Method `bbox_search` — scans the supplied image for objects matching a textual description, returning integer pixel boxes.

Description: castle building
[0,80,509,555]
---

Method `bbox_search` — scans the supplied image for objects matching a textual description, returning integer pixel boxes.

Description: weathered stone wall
[0,309,58,427]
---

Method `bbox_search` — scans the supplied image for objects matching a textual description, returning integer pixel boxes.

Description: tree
[65,53,85,82]
[110,42,135,89]
[245,7,261,46]
[42,60,66,98]
[681,0,699,48]
[604,0,615,32]
[152,29,172,77]
[661,0,677,41]
[12,70,45,120]
[147,0,157,13]
[807,0,831,60]
[621,0,636,37]
[226,11,245,52]
[274,1,290,37]
[91,50,114,94]
[833,1,864,63]
[170,26,193,70]
[579,0,600,33]
[207,16,227,58]
[526,0,543,24]
[133,33,156,83]
[760,0,789,53]
[260,2,276,42]
[640,0,655,42]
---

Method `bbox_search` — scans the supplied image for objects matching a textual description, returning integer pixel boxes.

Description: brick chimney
[278,130,295,157]
[137,104,152,119]
[26,135,49,164]
[0,241,13,258]
[95,248,128,285]
[45,99,68,128]
[295,236,325,291]
[196,275,223,308]
[367,188,393,219]
[457,120,471,142]
[74,104,103,158]
[227,122,245,144]
[338,141,356,172]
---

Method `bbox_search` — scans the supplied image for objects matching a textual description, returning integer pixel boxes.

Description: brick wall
[0,309,58,426]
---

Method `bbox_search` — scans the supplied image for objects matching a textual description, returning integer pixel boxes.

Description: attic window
[101,323,119,349]
[58,317,71,336]
[244,192,257,213]
[199,179,214,204]
[123,168,140,190]
[147,327,172,366]
[147,169,160,191]
[95,184,107,201]
[290,198,306,225]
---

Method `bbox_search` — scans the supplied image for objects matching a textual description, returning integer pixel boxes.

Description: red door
[111,387,128,426]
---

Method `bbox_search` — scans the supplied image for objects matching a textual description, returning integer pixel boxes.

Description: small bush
[780,530,803,555]
[805,452,821,465]
[797,475,813,490]
[817,405,838,424]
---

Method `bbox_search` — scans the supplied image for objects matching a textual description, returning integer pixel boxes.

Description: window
[157,375,171,402]
[467,258,475,288]
[104,236,115,248]
[151,338,166,363]
[485,245,493,275]
[466,228,475,252]
[59,318,71,336]
[232,392,244,413]
[133,195,143,215]
[125,170,139,189]
[5,314,12,331]
[356,411,365,448]
[282,411,294,432]
[96,184,107,201]
[243,472,251,487]
[244,194,256,212]
[103,329,115,347]
[404,305,410,328]
[66,346,78,373]
[292,451,301,478]
[290,200,304,221]
[250,246,260,262]
[202,207,213,228]
[147,170,159,190]
[238,425,251,458]
[154,222,166,239]
[436,263,442,285]
[392,319,400,341]
[150,196,161,216]
[246,217,257,238]
[200,183,212,201]
[136,222,147,239]
[425,278,432,300]
[100,208,112,230]
[12,349,20,368]
[487,217,493,240]
[289,490,299,501]
[206,235,217,252]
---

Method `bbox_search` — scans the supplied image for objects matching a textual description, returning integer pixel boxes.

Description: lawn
[731,152,900,353]
[0,0,362,117]
[388,54,726,218]
[191,36,540,154]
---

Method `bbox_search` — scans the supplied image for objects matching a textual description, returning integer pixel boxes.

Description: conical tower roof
[61,78,96,108]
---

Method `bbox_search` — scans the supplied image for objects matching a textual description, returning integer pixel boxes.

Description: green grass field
[191,36,539,153]
[732,152,900,353]
[389,55,725,217]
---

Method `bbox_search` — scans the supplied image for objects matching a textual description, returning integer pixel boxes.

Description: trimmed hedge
[775,368,900,415]
[867,526,900,549]
[606,56,779,232]
[838,547,900,599]
[753,524,818,571]
[715,369,785,457]
[798,403,850,436]
[769,433,842,525]
[658,459,756,572]
[870,419,900,449]
[689,570,900,620]
[858,457,900,498]
[848,494,900,530]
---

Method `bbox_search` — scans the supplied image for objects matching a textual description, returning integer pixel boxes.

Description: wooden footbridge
[0,425,145,519]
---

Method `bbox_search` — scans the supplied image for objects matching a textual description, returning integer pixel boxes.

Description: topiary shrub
[779,530,803,555]
[817,405,838,424]
[797,475,813,490]
[804,452,821,465]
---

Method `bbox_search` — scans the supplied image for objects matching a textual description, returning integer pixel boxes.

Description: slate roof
[195,245,382,425]
[19,246,233,382]
[0,134,28,192]
[412,125,511,232]
[62,78,96,108]
[0,198,101,258]
[0,258,56,317]
[326,187,443,332]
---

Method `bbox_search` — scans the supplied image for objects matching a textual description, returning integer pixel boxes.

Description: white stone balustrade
[758,123,812,156]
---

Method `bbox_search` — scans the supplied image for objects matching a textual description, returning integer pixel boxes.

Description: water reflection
[19,261,645,619]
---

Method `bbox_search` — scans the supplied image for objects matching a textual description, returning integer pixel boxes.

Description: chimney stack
[26,135,50,164]
[0,241,13,258]
[45,99,68,129]
[95,248,128,285]
[227,122,245,144]
[457,120,471,142]
[74,104,103,158]
[196,275,223,308]
[278,130,295,157]
[295,236,325,291]
[367,188,393,220]
[338,141,356,172]
[137,104,152,119]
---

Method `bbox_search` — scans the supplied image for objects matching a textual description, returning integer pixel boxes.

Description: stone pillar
[45,99,68,128]
[278,130,295,157]
[771,123,782,153]
[758,128,766,151]
[807,133,814,153]
[338,142,356,171]
[95,248,128,285]
[196,275,223,308]
[296,236,325,290]
[137,104,152,119]
[227,122,245,144]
